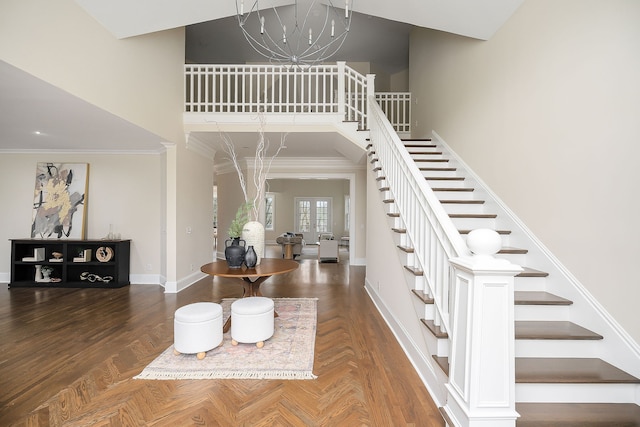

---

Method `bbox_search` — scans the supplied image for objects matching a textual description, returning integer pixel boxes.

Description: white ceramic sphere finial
[466,228,502,256]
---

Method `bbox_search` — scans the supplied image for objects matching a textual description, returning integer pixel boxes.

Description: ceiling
[0,0,523,154]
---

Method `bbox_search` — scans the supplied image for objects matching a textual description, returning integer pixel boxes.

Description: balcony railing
[184,62,411,134]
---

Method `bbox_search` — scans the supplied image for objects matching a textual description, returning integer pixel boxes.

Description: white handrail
[367,96,470,334]
[184,63,411,134]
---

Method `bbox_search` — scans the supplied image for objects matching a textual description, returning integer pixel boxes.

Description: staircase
[367,136,640,426]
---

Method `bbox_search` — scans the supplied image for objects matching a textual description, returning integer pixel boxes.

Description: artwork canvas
[31,162,89,239]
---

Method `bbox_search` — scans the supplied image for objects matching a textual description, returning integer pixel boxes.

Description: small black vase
[244,245,257,268]
[225,238,246,268]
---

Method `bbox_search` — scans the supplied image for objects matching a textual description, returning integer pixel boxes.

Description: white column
[443,229,523,427]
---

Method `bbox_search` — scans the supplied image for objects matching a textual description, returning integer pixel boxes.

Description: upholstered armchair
[275,233,304,259]
[318,238,339,262]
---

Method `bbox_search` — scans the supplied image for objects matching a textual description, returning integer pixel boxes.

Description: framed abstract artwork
[31,162,89,239]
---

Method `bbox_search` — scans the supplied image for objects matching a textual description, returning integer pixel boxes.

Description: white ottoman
[231,297,274,348]
[174,302,223,360]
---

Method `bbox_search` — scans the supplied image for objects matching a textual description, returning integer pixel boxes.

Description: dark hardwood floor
[0,245,444,426]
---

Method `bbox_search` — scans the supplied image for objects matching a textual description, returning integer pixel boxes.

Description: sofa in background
[275,233,304,259]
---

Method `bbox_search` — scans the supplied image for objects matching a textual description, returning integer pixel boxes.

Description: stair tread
[419,167,456,171]
[421,319,448,338]
[515,291,572,305]
[397,245,414,253]
[432,187,473,192]
[449,213,497,218]
[413,158,450,162]
[459,229,511,235]
[440,199,485,204]
[516,403,640,426]
[515,358,640,383]
[411,289,433,304]
[425,176,465,180]
[431,357,639,384]
[404,265,423,276]
[515,321,603,340]
[387,212,400,218]
[499,246,528,254]
[517,266,549,277]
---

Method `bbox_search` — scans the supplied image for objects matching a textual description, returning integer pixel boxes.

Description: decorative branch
[220,113,288,222]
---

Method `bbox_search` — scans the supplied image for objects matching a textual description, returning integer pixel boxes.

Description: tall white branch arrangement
[220,114,288,221]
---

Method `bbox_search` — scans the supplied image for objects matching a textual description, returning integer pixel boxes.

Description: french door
[294,197,332,243]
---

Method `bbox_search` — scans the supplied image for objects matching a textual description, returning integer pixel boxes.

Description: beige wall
[0,153,163,283]
[0,0,185,144]
[409,0,640,342]
[0,0,219,291]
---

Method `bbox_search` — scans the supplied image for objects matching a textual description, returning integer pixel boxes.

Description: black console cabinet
[9,239,130,288]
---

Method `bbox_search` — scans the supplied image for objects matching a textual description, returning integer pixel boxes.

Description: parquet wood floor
[0,247,444,426]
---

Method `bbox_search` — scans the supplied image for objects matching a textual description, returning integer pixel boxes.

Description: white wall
[0,0,185,144]
[0,0,220,291]
[409,0,640,343]
[0,153,162,283]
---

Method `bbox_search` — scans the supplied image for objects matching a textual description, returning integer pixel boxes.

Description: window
[344,195,350,231]
[264,192,275,231]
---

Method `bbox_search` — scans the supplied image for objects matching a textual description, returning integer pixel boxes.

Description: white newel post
[443,229,523,427]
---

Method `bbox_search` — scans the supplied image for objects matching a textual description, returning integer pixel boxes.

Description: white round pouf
[174,302,223,360]
[231,297,274,348]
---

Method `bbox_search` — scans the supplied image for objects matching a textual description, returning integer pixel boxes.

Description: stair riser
[515,305,571,321]
[495,253,528,266]
[514,277,548,292]
[449,217,497,230]
[516,340,601,358]
[516,383,639,404]
[411,153,446,160]
[434,191,476,200]
[419,170,458,178]
[441,204,486,215]
[426,180,467,188]
[424,333,449,358]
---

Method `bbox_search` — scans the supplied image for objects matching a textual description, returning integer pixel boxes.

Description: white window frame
[264,192,275,231]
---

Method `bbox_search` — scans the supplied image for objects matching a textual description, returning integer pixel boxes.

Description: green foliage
[228,202,252,238]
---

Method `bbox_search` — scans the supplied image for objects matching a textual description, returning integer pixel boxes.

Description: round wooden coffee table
[200,258,299,332]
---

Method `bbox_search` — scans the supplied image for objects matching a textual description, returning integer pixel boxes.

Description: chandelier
[236,0,353,68]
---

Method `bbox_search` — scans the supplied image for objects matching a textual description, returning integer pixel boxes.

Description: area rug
[134,298,317,380]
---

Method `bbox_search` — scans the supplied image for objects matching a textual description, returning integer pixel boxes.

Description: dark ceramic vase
[244,245,257,268]
[225,238,246,268]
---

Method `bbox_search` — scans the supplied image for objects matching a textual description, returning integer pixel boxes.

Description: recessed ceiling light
[34,131,42,135]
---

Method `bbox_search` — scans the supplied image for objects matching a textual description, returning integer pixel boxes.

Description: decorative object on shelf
[96,246,114,262]
[242,221,265,265]
[49,252,63,262]
[103,223,121,240]
[10,239,131,288]
[41,266,53,281]
[235,0,353,68]
[31,162,89,239]
[34,265,43,282]
[244,245,258,268]
[225,238,246,269]
[22,247,45,262]
[80,272,113,283]
[73,249,92,262]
